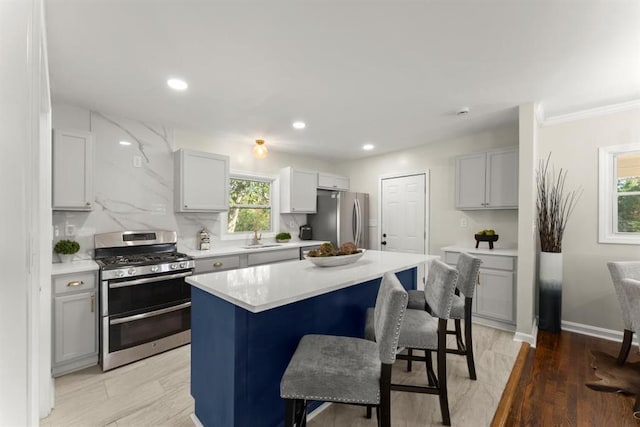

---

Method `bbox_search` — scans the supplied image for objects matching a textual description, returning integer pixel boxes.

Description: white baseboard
[561,320,639,346]
[307,402,333,421]
[513,317,538,348]
[190,413,204,427]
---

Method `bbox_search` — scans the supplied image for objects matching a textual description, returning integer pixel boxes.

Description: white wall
[0,0,50,424]
[538,107,640,332]
[335,126,519,255]
[51,104,341,252]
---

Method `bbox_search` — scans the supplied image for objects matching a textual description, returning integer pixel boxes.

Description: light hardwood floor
[41,324,520,427]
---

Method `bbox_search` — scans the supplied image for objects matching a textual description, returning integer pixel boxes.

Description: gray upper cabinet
[455,147,518,210]
[52,129,94,210]
[280,167,317,213]
[317,172,350,191]
[174,149,230,212]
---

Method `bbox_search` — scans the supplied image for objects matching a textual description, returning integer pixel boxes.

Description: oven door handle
[108,271,192,288]
[109,301,191,325]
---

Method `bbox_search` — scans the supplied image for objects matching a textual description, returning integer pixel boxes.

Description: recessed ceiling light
[456,107,470,116]
[292,121,306,129]
[362,144,374,151]
[119,141,132,146]
[167,78,188,91]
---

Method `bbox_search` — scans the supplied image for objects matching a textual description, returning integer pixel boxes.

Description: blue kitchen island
[187,250,437,427]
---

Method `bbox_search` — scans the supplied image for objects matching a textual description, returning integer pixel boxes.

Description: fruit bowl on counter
[474,229,498,249]
[305,242,365,267]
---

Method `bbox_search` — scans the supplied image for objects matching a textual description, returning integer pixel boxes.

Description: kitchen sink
[241,244,283,249]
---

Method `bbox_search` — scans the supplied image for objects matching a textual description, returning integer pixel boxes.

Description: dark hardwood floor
[503,330,640,426]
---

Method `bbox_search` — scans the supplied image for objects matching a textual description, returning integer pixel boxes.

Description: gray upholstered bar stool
[280,272,408,427]
[406,252,481,379]
[365,259,459,426]
[607,261,640,364]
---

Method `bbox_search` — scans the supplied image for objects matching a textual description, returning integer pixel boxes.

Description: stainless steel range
[94,230,194,371]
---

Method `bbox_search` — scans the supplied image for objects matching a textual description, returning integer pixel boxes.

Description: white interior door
[381,174,426,254]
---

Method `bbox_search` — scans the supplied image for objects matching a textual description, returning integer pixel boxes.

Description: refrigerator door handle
[352,199,358,245]
[355,198,362,248]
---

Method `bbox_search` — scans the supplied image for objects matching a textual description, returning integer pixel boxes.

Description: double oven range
[95,231,194,371]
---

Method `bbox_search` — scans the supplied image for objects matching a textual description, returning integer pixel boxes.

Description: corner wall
[335,125,519,256]
[538,107,640,332]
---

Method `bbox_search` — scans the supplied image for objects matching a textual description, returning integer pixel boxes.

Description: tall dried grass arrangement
[536,154,582,253]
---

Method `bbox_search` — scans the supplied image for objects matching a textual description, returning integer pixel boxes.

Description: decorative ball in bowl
[305,242,365,267]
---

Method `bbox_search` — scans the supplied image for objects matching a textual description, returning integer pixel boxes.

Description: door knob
[381,241,387,246]
[383,233,387,238]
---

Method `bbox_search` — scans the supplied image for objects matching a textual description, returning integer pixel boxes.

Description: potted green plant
[54,239,80,263]
[276,232,291,243]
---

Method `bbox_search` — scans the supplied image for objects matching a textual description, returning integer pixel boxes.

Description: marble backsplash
[52,110,305,261]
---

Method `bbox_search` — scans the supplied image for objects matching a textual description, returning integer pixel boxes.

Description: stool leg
[425,351,437,387]
[380,364,392,427]
[407,348,413,372]
[464,301,477,380]
[454,319,465,351]
[618,329,634,365]
[375,405,381,427]
[366,405,372,419]
[300,400,308,427]
[284,399,296,427]
[437,319,451,426]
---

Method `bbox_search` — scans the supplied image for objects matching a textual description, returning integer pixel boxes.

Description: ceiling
[45,0,640,160]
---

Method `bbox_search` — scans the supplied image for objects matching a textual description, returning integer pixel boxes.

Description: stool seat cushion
[280,334,381,405]
[407,290,426,310]
[397,309,438,350]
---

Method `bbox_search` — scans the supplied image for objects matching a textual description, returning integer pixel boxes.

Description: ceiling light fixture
[167,78,188,91]
[252,139,268,159]
[292,121,306,129]
[119,141,132,146]
[362,144,374,151]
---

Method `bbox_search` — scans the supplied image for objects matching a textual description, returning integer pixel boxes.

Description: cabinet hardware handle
[213,262,223,267]
[67,280,84,287]
[477,276,480,285]
[90,294,95,312]
[184,205,188,208]
[85,202,91,206]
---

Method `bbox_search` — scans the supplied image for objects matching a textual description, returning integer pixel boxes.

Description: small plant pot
[276,239,290,243]
[59,254,75,263]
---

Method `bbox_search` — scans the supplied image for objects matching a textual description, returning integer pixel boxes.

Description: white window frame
[221,170,280,241]
[599,143,640,244]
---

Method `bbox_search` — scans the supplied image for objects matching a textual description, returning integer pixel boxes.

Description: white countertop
[441,245,518,257]
[187,250,439,313]
[51,260,100,276]
[180,240,328,259]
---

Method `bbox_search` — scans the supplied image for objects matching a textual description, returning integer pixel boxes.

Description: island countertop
[186,250,438,313]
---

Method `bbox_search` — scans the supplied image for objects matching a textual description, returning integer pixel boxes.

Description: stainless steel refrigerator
[308,190,369,249]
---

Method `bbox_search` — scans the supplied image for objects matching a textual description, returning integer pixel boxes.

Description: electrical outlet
[133,156,142,168]
[460,218,468,228]
[65,224,76,236]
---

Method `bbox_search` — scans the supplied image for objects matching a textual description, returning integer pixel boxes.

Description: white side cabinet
[280,167,317,213]
[52,271,98,376]
[52,129,94,210]
[317,173,350,191]
[443,248,517,329]
[455,147,518,210]
[175,149,230,212]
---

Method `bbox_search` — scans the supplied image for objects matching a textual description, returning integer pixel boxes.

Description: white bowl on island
[305,250,365,267]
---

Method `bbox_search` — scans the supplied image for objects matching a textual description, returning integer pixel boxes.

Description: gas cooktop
[96,252,191,269]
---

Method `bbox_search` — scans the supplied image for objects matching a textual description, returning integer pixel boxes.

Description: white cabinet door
[455,153,486,209]
[486,148,519,208]
[475,268,514,323]
[280,167,317,213]
[52,129,94,210]
[318,173,350,191]
[54,292,97,364]
[175,149,230,212]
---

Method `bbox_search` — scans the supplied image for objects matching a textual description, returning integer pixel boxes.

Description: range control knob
[170,263,178,270]
[128,268,136,276]
[117,270,126,278]
[179,262,187,268]
[151,265,159,273]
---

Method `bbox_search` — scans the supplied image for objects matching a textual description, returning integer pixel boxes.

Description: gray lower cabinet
[52,271,98,376]
[444,250,516,329]
[194,255,241,274]
[194,249,301,274]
